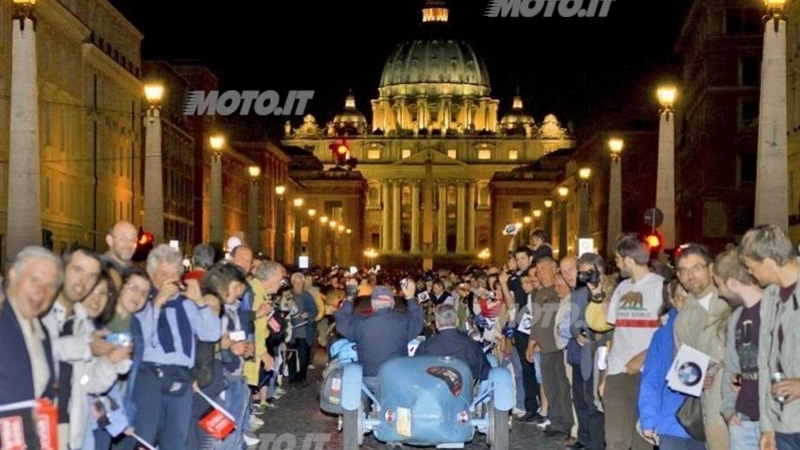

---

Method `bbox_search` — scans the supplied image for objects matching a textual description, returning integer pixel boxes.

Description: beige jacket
[673,289,731,427]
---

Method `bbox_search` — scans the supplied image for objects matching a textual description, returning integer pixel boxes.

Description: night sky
[109,0,693,139]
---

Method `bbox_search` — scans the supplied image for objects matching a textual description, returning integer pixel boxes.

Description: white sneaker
[308,364,315,370]
[511,408,526,418]
[276,387,286,395]
[249,416,264,430]
[244,433,260,447]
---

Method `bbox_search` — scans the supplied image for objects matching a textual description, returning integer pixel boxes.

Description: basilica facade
[283,0,574,268]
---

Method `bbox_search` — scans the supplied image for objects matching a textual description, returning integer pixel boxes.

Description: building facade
[784,0,800,243]
[0,0,143,257]
[675,0,762,251]
[283,0,574,269]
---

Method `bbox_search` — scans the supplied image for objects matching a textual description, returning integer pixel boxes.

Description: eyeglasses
[676,262,708,277]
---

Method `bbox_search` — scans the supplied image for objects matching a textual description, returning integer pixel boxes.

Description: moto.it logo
[484,0,615,18]
[183,90,314,116]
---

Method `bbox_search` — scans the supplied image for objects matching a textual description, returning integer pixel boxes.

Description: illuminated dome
[500,95,536,136]
[378,0,491,99]
[370,0,499,134]
[332,94,367,136]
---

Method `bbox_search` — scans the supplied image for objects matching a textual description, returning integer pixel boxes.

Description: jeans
[513,332,540,414]
[729,416,759,450]
[659,435,706,450]
[508,350,526,411]
[777,432,800,450]
[211,375,249,450]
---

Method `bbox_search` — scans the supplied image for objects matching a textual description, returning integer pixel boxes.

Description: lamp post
[607,138,623,259]
[293,198,304,265]
[307,208,316,264]
[329,220,338,264]
[247,165,261,251]
[755,0,789,230]
[275,185,286,263]
[478,248,491,266]
[209,134,225,247]
[7,0,41,264]
[143,83,165,245]
[558,187,569,258]
[544,199,554,242]
[523,215,531,246]
[657,85,677,252]
[578,167,591,241]
[320,215,329,266]
[532,209,542,231]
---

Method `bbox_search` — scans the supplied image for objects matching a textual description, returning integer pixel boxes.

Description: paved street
[253,352,573,450]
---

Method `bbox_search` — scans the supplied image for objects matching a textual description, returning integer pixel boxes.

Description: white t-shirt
[606,272,664,375]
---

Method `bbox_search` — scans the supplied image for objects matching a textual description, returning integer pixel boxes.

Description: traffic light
[329,140,357,169]
[330,141,349,165]
[133,228,155,262]
[644,231,662,259]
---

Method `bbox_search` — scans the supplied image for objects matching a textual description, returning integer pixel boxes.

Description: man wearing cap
[335,281,424,394]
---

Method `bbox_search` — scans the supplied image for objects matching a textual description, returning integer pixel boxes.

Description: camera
[577,268,601,286]
[417,291,430,302]
[280,277,291,289]
[486,290,496,300]
[400,278,409,290]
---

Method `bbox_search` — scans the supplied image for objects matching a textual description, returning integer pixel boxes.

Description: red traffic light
[138,232,154,245]
[645,234,661,249]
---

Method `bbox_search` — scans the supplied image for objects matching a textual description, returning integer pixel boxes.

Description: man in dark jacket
[415,304,490,381]
[335,282,424,393]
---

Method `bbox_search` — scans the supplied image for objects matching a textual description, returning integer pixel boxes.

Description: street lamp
[293,198,304,264]
[578,168,591,244]
[275,185,286,263]
[656,85,677,255]
[543,199,554,242]
[247,165,261,251]
[143,83,165,246]
[208,133,225,247]
[754,0,789,229]
[478,248,491,266]
[607,137,623,259]
[557,187,569,258]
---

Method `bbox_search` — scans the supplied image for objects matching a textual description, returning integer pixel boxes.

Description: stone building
[283,0,574,268]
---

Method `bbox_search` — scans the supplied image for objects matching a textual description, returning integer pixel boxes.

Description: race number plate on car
[396,407,411,437]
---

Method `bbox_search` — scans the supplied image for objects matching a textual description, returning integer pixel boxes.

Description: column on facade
[371,99,380,132]
[381,181,391,252]
[456,181,466,252]
[410,180,421,253]
[417,96,427,129]
[437,183,447,253]
[466,181,476,252]
[441,96,451,131]
[382,100,392,131]
[393,98,404,129]
[489,101,499,132]
[392,180,402,251]
[463,98,473,129]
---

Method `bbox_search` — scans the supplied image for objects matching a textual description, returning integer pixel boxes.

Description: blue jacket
[638,308,691,438]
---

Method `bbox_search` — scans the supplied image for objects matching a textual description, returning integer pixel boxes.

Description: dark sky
[110,0,693,139]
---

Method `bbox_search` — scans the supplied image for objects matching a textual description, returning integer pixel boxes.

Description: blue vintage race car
[320,340,512,449]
